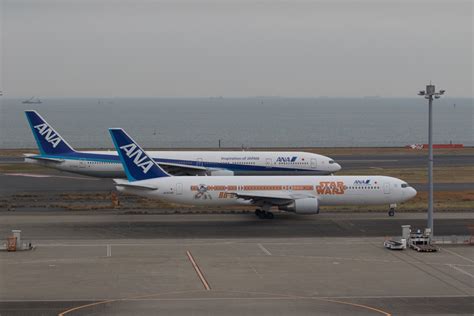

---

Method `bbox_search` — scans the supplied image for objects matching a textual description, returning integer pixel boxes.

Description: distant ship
[22,97,42,104]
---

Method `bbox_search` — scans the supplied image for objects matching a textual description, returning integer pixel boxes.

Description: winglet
[25,110,75,156]
[109,128,170,181]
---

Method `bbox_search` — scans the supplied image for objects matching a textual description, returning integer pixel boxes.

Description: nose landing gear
[255,209,274,219]
[388,203,397,217]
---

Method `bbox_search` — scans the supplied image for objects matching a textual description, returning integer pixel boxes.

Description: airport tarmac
[0,212,473,316]
[1,212,473,239]
[1,150,473,315]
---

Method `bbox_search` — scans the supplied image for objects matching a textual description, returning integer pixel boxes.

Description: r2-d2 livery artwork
[194,184,213,200]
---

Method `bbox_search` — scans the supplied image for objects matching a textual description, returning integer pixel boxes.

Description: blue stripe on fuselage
[30,152,320,173]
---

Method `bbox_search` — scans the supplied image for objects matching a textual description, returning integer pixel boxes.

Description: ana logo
[119,143,154,174]
[354,179,371,185]
[34,123,62,148]
[276,156,298,163]
[316,181,345,195]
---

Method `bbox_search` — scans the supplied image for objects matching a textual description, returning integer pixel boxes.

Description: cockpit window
[401,183,410,188]
[329,160,335,164]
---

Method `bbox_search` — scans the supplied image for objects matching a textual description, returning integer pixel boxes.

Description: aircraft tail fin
[109,128,170,182]
[25,110,75,156]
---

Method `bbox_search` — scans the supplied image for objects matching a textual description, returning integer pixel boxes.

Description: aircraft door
[176,183,183,195]
[383,183,390,194]
[79,160,86,168]
[266,158,272,168]
[311,158,317,168]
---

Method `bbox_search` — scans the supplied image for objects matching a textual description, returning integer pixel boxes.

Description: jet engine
[279,198,320,214]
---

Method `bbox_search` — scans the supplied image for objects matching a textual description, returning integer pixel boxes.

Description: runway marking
[186,251,211,291]
[449,264,474,279]
[57,290,205,315]
[3,173,52,178]
[106,245,112,257]
[314,298,391,316]
[440,247,474,264]
[3,173,99,181]
[257,243,272,256]
[58,299,117,316]
[58,296,391,315]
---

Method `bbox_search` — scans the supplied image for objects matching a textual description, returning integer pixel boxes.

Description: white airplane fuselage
[26,151,341,177]
[117,175,417,211]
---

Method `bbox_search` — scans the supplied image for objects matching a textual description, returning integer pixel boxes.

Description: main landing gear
[255,209,274,219]
[388,204,397,217]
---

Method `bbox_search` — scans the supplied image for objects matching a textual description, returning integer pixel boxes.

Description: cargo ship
[22,97,42,104]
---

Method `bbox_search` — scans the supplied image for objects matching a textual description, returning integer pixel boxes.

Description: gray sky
[1,0,473,97]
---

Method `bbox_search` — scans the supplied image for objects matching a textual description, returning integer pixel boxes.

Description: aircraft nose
[410,187,417,198]
[332,162,342,172]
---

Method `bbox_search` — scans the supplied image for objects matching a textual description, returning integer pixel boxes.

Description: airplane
[109,128,417,218]
[24,111,341,178]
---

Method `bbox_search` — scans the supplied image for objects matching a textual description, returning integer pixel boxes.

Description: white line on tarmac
[257,243,272,256]
[441,247,474,264]
[186,251,211,291]
[449,264,474,279]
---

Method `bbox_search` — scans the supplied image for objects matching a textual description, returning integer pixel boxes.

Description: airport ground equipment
[7,236,17,252]
[2,230,34,252]
[409,228,438,252]
[384,238,406,250]
[385,225,438,252]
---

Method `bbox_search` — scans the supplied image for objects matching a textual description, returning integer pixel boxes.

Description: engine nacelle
[279,198,320,215]
[207,169,235,176]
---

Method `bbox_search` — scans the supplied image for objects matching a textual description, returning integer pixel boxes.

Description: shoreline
[1,147,473,157]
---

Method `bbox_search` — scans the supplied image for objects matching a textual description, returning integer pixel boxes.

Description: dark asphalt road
[1,213,473,239]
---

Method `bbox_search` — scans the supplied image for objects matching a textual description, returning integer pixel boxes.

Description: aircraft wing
[23,154,65,163]
[157,162,208,176]
[230,191,314,206]
[113,179,157,190]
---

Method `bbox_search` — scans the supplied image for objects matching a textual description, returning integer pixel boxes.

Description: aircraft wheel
[265,212,274,219]
[388,209,395,217]
[255,209,263,218]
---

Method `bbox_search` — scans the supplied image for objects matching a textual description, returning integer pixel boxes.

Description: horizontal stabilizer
[113,179,157,190]
[23,154,65,163]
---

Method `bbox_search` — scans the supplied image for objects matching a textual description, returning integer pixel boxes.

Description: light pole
[418,83,445,237]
